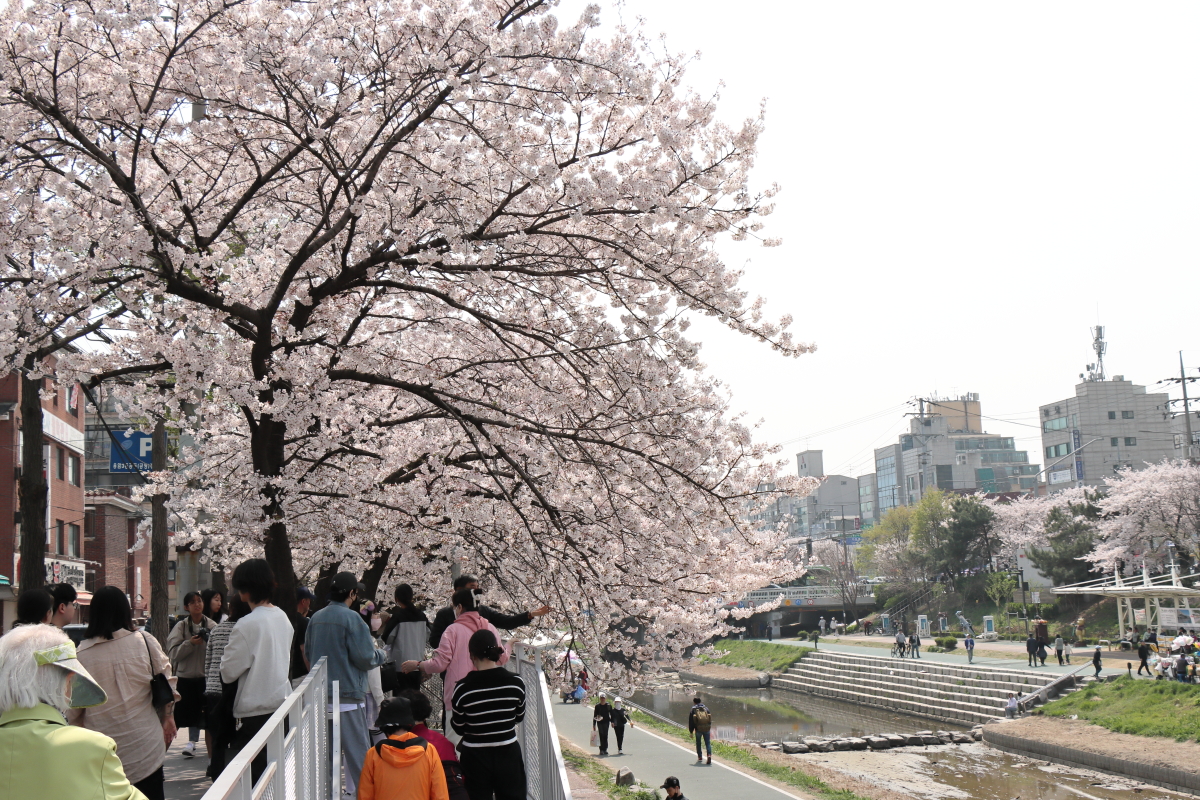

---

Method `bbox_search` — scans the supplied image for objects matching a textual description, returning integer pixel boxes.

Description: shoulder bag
[142,632,175,708]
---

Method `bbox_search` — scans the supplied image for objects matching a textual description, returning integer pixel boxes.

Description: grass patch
[700,638,811,672]
[627,710,872,800]
[1042,675,1200,741]
[561,745,656,800]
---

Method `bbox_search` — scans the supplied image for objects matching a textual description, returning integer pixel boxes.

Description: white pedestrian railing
[202,657,331,800]
[511,642,573,800]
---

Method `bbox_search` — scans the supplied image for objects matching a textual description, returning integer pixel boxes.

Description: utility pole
[1161,352,1198,463]
[150,418,169,646]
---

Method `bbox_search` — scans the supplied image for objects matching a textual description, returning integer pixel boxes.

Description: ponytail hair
[451,588,477,612]
[468,629,504,663]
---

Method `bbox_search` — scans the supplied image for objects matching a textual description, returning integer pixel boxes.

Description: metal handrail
[621,698,685,729]
[202,656,330,800]
[510,642,573,800]
[1017,662,1091,712]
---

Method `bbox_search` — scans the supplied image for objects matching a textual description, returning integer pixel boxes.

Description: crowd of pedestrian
[0,566,549,800]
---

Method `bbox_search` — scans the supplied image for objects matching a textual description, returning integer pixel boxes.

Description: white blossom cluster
[987,460,1200,574]
[0,0,818,685]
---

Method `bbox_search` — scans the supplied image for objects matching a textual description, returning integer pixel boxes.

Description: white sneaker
[183,741,196,758]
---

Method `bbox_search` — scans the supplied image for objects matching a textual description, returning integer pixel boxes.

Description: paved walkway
[756,636,1131,677]
[164,730,210,800]
[554,701,805,800]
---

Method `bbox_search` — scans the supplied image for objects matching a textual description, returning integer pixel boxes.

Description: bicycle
[891,643,907,658]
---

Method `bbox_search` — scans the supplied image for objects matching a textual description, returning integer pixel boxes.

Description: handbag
[589,728,599,747]
[142,632,175,708]
[379,663,400,694]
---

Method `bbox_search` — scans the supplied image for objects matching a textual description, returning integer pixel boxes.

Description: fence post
[332,679,342,799]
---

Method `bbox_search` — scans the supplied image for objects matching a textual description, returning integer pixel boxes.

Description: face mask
[370,617,382,632]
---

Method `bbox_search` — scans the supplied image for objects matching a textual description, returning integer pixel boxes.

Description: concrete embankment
[677,664,769,688]
[982,716,1200,795]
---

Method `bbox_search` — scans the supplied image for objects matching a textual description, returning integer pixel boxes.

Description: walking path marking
[555,701,806,800]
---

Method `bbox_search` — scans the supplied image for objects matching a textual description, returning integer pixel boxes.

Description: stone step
[797,650,1058,687]
[774,671,1006,722]
[773,675,1000,726]
[784,659,1047,701]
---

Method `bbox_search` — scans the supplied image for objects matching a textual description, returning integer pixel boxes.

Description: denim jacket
[304,601,387,701]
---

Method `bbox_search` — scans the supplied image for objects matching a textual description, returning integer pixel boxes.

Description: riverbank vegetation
[561,743,656,800]
[702,638,811,672]
[1042,676,1200,741]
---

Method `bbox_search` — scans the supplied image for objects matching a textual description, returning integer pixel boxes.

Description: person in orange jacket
[358,695,449,800]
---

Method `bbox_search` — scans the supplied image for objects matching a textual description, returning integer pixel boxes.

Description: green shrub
[935,636,959,650]
[845,622,859,634]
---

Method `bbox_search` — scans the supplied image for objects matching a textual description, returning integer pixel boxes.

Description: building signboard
[109,431,153,473]
[44,558,86,590]
[1072,428,1085,481]
[1049,469,1073,485]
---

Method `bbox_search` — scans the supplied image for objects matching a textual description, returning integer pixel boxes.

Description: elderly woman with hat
[0,623,145,799]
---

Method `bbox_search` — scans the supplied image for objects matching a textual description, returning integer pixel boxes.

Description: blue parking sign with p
[109,431,153,473]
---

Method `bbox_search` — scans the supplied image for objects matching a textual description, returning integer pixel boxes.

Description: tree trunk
[361,548,393,603]
[17,366,47,593]
[253,415,298,612]
[150,419,170,646]
[312,561,341,613]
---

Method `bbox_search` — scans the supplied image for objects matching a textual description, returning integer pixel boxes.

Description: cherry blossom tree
[0,0,815,678]
[1091,460,1200,572]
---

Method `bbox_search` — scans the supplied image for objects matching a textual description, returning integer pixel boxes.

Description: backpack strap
[375,736,428,756]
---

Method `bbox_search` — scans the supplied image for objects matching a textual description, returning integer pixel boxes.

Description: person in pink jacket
[401,589,509,741]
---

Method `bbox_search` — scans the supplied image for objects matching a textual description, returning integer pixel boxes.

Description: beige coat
[166,615,216,679]
[67,628,180,784]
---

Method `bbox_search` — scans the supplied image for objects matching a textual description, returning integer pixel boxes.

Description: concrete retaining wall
[677,669,766,689]
[982,725,1200,796]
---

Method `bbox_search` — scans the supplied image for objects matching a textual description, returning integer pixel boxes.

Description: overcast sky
[560,0,1200,477]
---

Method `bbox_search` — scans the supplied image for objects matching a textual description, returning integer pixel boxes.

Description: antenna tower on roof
[1083,326,1107,382]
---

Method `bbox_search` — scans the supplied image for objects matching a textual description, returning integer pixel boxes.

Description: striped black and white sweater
[450,667,527,747]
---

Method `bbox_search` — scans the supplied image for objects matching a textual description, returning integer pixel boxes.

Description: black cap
[296,587,316,602]
[661,777,680,789]
[376,696,416,730]
[331,572,365,593]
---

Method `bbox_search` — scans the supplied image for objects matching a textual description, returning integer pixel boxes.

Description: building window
[1122,411,1135,419]
[68,454,80,486]
[68,524,80,558]
[55,519,65,555]
[1045,443,1071,459]
[56,447,65,481]
[1043,416,1069,431]
[1108,411,1116,420]
[1125,437,1137,446]
[1111,438,1120,447]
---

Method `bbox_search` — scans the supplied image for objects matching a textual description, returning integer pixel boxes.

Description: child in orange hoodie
[358,696,449,800]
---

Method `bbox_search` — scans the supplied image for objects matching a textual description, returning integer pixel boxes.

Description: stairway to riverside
[773,649,1067,726]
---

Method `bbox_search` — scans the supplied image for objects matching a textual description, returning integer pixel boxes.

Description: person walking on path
[290,587,314,685]
[166,591,216,759]
[909,631,921,659]
[305,571,388,796]
[964,634,975,664]
[202,595,250,782]
[660,776,688,799]
[592,692,612,756]
[810,629,819,649]
[818,617,826,636]
[611,697,633,755]
[1054,636,1065,666]
[428,575,550,650]
[894,629,906,657]
[1036,639,1048,667]
[69,586,180,800]
[404,589,509,745]
[400,690,468,800]
[0,623,147,800]
[1064,640,1073,664]
[687,696,712,765]
[1137,641,1153,676]
[357,695,450,800]
[48,583,78,629]
[220,560,293,784]
[1025,634,1038,667]
[1092,645,1103,678]
[201,589,227,625]
[450,630,527,800]
[382,584,430,694]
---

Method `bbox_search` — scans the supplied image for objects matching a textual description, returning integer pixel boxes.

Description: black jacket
[1092,649,1103,667]
[1025,637,1038,654]
[611,707,629,727]
[429,604,532,649]
[1138,643,1151,659]
[592,702,612,726]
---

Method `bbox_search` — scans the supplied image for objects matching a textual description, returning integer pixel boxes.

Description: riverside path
[555,700,807,800]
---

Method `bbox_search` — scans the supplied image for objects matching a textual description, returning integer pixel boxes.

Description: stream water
[631,686,1187,800]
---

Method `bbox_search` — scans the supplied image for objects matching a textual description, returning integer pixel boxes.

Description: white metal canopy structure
[1051,565,1200,641]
